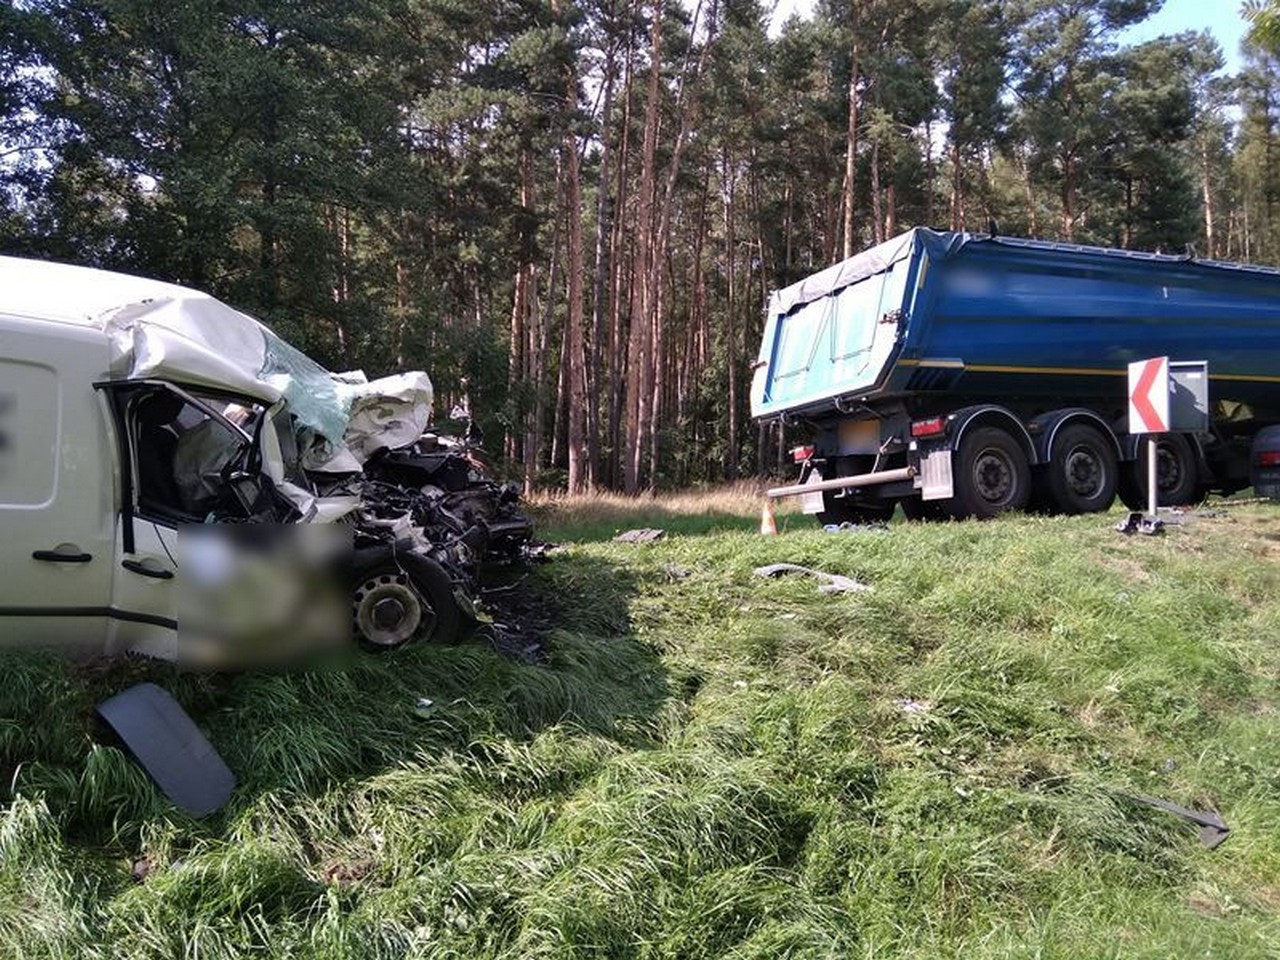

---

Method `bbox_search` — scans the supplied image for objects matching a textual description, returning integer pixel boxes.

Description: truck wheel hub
[974,449,1013,502]
[1065,446,1102,495]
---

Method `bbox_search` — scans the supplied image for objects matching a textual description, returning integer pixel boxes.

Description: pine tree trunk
[1061,150,1076,240]
[724,146,739,482]
[586,45,618,490]
[554,0,588,494]
[623,0,663,495]
[1200,134,1216,258]
[506,148,535,464]
[526,177,561,491]
[1022,150,1038,237]
[608,6,638,489]
[924,120,935,229]
[871,137,883,244]
[1123,176,1134,249]
[842,38,861,259]
[950,139,964,231]
[885,179,896,239]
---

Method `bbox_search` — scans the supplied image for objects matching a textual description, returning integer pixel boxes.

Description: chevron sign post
[1129,356,1170,517]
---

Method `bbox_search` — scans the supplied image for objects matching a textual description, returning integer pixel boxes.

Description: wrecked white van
[0,257,531,662]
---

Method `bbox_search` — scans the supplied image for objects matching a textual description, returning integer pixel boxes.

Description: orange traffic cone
[760,499,778,536]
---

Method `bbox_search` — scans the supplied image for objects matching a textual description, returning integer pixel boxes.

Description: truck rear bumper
[766,466,915,500]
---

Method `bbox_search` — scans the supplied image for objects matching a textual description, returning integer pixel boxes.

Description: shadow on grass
[0,549,666,848]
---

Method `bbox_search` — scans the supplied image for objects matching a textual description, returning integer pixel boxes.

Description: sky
[767,0,1252,76]
[1119,0,1250,74]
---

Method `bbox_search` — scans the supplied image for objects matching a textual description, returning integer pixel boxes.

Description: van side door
[0,317,115,652]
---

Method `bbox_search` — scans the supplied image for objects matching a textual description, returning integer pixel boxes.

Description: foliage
[0,1,1266,490]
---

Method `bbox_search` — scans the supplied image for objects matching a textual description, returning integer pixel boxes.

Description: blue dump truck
[751,229,1280,521]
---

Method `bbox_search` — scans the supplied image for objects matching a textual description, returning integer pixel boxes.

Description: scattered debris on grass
[1120,792,1231,849]
[478,576,557,662]
[96,683,236,817]
[753,562,871,594]
[895,697,933,714]
[613,527,667,543]
[1114,512,1165,536]
[821,521,890,534]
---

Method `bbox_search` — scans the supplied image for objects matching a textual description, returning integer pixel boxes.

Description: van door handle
[122,559,175,580]
[33,548,93,563]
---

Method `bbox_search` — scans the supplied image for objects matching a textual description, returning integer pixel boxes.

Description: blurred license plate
[801,471,826,514]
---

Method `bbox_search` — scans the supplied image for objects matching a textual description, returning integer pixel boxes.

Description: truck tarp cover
[768,230,922,317]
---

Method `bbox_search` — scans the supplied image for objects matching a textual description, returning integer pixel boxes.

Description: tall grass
[1,497,1278,957]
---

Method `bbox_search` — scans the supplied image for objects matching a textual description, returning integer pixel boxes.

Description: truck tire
[900,497,949,522]
[351,553,461,650]
[1118,433,1200,509]
[948,426,1032,519]
[1042,423,1117,515]
[817,493,895,526]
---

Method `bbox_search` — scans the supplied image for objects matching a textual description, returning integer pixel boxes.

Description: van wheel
[1043,424,1117,514]
[1118,434,1200,509]
[352,554,461,650]
[948,426,1031,519]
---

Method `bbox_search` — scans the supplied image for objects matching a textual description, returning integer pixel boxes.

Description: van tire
[948,426,1031,519]
[352,553,461,650]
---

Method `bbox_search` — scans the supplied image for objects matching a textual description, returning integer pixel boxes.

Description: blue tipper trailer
[750,228,1280,521]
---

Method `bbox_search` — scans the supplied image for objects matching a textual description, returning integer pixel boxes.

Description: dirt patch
[1186,892,1226,918]
[322,858,375,885]
[1248,885,1280,913]
[1098,555,1152,583]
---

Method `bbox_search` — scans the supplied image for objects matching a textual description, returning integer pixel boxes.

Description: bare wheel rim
[972,446,1015,504]
[1064,443,1105,498]
[353,571,437,647]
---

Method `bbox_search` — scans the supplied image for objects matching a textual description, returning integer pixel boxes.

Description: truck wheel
[949,426,1031,519]
[1118,434,1200,509]
[900,497,949,522]
[1043,424,1117,514]
[352,554,461,650]
[816,494,895,526]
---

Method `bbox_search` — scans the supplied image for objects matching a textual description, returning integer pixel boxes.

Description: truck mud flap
[96,682,236,817]
[917,449,954,501]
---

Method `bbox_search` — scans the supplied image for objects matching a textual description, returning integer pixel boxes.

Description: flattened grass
[2,499,1279,957]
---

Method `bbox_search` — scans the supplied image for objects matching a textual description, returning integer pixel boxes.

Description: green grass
[2,498,1280,957]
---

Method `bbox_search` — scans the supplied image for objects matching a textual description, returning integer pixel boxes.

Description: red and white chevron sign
[1128,356,1170,434]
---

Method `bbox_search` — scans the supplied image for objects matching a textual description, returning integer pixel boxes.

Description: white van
[0,257,520,661]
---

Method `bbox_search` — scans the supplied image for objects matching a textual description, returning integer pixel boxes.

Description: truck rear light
[791,445,815,463]
[1259,450,1280,467]
[910,416,947,439]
